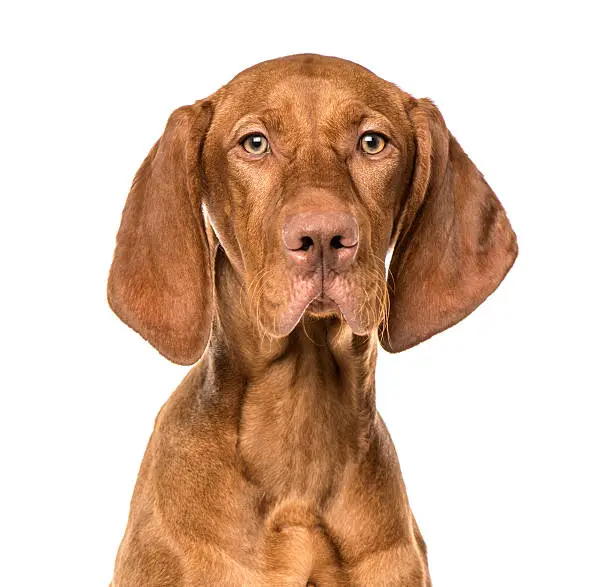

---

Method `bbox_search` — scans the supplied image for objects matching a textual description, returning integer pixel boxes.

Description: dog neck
[204,250,379,498]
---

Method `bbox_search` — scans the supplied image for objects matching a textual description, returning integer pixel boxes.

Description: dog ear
[108,101,214,365]
[380,98,518,352]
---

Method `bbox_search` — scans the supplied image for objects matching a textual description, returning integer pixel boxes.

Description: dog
[108,53,517,586]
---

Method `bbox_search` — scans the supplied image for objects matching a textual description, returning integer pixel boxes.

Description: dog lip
[282,274,369,336]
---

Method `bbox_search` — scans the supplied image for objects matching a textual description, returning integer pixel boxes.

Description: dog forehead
[227,53,387,94]
[212,54,405,129]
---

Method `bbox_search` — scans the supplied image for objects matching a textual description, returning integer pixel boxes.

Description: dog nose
[282,211,359,269]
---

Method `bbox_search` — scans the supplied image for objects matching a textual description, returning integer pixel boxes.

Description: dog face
[203,57,411,339]
[108,54,517,365]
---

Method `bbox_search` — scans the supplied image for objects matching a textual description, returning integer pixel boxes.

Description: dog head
[108,54,517,364]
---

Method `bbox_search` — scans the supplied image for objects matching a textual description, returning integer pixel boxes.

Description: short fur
[108,54,517,586]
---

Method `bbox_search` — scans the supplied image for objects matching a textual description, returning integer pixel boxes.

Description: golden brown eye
[360,132,387,155]
[241,134,269,155]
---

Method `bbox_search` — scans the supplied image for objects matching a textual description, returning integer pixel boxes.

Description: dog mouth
[266,278,362,337]
[298,278,370,336]
[253,266,385,339]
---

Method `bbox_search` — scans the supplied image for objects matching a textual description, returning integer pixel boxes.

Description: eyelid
[240,131,267,141]
[360,130,389,140]
[228,115,269,147]
[235,129,260,142]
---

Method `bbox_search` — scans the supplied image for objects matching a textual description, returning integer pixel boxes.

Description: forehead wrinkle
[225,80,312,140]
[264,78,354,153]
[225,107,297,152]
[265,78,402,143]
[320,100,389,139]
[246,108,291,136]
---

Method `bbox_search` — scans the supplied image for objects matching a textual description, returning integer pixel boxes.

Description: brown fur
[108,54,517,585]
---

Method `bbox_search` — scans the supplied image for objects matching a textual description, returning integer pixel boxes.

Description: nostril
[299,236,314,251]
[330,235,344,249]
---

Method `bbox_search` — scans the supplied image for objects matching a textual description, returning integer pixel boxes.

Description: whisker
[248,268,274,342]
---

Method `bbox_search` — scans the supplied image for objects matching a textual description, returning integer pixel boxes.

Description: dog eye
[360,132,387,155]
[241,134,269,155]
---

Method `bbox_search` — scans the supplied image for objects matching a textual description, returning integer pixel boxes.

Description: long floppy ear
[380,98,518,352]
[107,101,214,365]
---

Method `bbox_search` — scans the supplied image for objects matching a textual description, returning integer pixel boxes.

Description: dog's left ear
[380,97,518,352]
[108,101,214,365]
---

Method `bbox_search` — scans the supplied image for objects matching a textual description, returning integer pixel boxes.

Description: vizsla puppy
[108,54,517,586]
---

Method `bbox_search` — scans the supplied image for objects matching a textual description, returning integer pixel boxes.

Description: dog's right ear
[108,101,214,365]
[380,97,518,352]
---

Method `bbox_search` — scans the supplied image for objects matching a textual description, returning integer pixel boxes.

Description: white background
[1,1,610,585]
